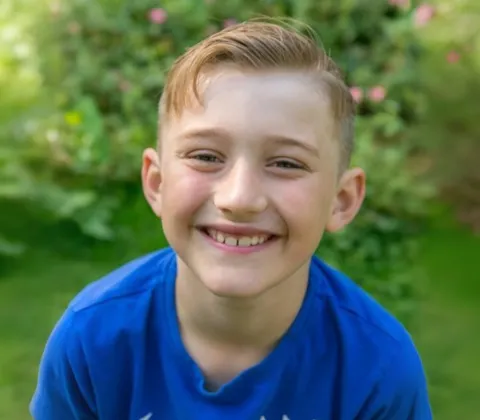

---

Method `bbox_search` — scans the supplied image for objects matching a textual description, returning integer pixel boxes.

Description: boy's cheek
[280,181,334,217]
[163,174,211,215]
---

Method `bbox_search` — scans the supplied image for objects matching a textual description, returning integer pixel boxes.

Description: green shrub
[0,0,46,255]
[414,0,480,233]
[1,0,435,319]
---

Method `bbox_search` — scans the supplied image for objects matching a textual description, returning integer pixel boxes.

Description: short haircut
[159,19,355,169]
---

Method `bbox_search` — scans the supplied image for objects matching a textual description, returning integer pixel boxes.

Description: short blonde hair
[159,20,355,168]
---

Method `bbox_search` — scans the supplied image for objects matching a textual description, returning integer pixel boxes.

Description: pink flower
[148,8,168,25]
[223,19,238,28]
[349,86,363,103]
[446,50,460,63]
[368,85,387,103]
[414,4,435,27]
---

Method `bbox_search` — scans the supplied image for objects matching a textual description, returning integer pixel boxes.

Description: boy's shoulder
[309,259,430,419]
[69,246,176,314]
[311,256,413,346]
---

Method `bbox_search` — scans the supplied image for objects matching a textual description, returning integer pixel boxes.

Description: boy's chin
[199,272,275,300]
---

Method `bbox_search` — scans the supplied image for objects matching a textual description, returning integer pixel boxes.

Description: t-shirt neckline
[161,250,318,404]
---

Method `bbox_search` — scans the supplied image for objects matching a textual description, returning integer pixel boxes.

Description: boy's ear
[326,167,366,233]
[141,148,162,218]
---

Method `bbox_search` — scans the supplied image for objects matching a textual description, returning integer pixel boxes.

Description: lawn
[0,211,478,419]
[415,213,480,419]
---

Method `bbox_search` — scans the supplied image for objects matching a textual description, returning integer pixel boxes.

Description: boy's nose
[213,161,268,219]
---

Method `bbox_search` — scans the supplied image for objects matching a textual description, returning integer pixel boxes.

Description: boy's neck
[174,259,310,387]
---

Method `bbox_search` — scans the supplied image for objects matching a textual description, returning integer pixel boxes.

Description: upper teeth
[207,229,269,247]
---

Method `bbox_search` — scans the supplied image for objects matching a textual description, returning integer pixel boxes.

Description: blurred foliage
[0,0,439,318]
[0,0,45,255]
[413,0,480,233]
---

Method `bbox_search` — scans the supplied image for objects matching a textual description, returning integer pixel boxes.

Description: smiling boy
[31,21,432,419]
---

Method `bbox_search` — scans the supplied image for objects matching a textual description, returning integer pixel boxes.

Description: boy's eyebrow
[179,127,231,142]
[179,127,320,157]
[267,135,320,157]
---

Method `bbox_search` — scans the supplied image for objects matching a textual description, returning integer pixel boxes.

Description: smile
[205,228,272,247]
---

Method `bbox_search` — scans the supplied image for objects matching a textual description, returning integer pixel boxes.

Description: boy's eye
[189,153,221,163]
[270,159,305,170]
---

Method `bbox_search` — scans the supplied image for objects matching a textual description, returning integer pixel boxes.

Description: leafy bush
[0,0,46,255]
[414,0,480,233]
[1,0,435,319]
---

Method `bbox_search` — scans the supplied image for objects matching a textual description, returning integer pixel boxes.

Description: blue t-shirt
[31,247,432,419]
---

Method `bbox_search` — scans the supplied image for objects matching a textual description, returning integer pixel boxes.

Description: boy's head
[160,20,355,170]
[142,20,366,298]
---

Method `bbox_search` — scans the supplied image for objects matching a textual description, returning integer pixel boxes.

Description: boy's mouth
[199,228,275,248]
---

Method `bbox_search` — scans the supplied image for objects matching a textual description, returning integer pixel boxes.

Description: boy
[31,21,432,419]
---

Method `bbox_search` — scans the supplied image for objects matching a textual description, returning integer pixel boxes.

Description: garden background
[0,0,479,418]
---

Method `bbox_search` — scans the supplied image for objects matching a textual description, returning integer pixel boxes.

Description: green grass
[415,212,480,419]
[0,209,479,419]
[0,249,124,418]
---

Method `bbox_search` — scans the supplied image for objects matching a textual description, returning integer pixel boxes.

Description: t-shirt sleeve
[30,309,96,420]
[358,335,433,420]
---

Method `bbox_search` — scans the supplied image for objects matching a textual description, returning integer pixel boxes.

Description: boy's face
[142,70,365,298]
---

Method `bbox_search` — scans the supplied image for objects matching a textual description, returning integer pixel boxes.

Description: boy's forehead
[201,69,325,106]
[171,70,332,130]
[162,70,337,159]
[160,68,332,127]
